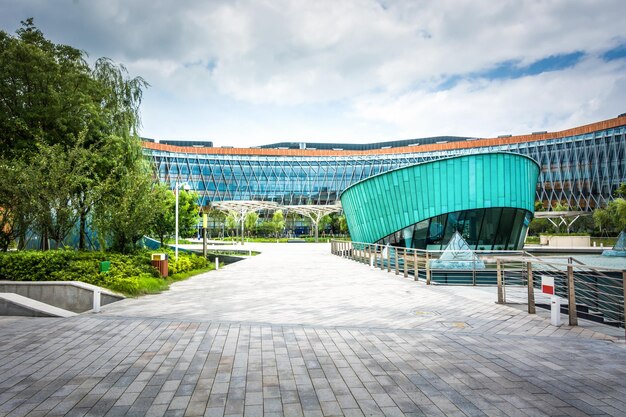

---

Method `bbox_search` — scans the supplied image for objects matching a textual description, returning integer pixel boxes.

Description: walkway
[0,243,625,417]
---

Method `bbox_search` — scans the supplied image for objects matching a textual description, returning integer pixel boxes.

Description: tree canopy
[0,19,156,252]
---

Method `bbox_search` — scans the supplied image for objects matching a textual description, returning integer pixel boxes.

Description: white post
[93,288,101,313]
[175,183,179,261]
[370,254,374,270]
[550,296,562,326]
[215,257,219,270]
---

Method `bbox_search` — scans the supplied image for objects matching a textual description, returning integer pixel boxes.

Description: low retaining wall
[541,235,591,248]
[0,281,124,313]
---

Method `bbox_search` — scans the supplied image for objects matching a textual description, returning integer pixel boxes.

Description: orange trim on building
[142,115,626,157]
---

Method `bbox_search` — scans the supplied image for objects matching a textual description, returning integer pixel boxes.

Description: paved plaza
[1,243,625,417]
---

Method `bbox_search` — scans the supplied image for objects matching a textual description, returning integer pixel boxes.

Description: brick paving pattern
[1,243,625,416]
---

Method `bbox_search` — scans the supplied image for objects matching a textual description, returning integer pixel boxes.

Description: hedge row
[0,249,211,296]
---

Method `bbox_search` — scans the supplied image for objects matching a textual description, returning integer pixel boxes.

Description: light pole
[175,182,191,261]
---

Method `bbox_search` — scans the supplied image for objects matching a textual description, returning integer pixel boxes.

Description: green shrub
[0,248,211,296]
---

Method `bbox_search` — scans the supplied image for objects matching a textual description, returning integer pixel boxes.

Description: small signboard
[541,275,555,295]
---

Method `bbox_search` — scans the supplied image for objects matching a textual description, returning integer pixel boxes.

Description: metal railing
[331,240,626,334]
[331,240,526,285]
[495,255,626,332]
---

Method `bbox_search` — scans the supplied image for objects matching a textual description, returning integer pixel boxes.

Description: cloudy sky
[1,0,625,147]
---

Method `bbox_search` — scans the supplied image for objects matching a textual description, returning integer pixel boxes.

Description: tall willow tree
[0,19,150,251]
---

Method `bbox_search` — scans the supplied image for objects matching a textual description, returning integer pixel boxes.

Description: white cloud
[352,56,626,138]
[1,0,625,145]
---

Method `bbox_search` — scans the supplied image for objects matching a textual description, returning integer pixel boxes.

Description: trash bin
[151,253,168,277]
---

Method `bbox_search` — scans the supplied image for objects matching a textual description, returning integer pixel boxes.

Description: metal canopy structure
[285,204,342,242]
[211,201,279,245]
[534,211,591,234]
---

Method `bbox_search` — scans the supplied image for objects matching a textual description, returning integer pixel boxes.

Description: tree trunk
[40,228,49,251]
[79,209,87,250]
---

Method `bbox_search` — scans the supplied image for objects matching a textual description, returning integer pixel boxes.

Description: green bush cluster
[0,249,211,296]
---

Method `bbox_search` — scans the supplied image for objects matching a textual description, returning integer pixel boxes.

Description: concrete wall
[0,281,124,313]
[542,235,591,248]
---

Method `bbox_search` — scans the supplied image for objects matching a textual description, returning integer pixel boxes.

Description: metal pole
[496,259,503,304]
[387,248,391,273]
[202,227,207,258]
[527,262,535,314]
[426,252,431,285]
[240,210,245,245]
[175,183,179,261]
[567,259,578,326]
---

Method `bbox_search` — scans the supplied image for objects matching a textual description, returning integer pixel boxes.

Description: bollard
[249,250,252,256]
[215,257,219,270]
[370,254,374,270]
[93,288,101,313]
[551,296,562,326]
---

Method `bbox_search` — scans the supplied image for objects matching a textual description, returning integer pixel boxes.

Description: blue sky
[1,0,625,147]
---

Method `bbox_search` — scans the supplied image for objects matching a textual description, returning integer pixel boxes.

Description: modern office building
[340,153,540,250]
[143,115,626,211]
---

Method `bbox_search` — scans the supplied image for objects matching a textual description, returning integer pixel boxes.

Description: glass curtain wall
[376,208,532,251]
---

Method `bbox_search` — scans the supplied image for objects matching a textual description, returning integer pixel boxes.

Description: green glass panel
[340,152,540,243]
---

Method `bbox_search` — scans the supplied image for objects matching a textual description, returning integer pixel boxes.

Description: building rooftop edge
[142,115,626,157]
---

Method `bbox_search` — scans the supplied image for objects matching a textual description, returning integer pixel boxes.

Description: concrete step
[0,293,77,317]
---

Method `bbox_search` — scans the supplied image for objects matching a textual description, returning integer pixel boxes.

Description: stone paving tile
[0,243,625,417]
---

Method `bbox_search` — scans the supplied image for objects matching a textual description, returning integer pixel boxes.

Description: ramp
[0,293,77,317]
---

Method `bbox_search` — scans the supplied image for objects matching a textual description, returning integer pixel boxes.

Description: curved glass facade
[144,116,626,210]
[340,153,539,248]
[377,208,532,251]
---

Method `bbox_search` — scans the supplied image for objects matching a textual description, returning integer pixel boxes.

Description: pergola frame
[211,201,279,245]
[534,211,591,234]
[284,204,342,242]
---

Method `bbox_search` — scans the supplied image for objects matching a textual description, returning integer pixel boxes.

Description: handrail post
[622,270,626,340]
[496,259,504,304]
[413,250,418,281]
[395,248,399,275]
[567,259,578,326]
[425,252,431,285]
[403,249,408,278]
[387,247,391,273]
[527,261,535,314]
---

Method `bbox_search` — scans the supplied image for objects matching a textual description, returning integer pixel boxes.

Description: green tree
[177,190,199,238]
[0,19,150,251]
[26,141,93,249]
[226,211,238,239]
[593,207,614,236]
[245,212,259,237]
[91,135,154,253]
[150,183,176,247]
[338,215,348,235]
[271,210,285,238]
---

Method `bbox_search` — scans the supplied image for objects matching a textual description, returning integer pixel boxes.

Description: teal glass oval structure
[340,152,540,250]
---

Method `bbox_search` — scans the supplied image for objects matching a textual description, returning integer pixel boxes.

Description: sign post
[541,275,561,326]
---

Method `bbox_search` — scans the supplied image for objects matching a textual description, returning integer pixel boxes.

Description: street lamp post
[175,182,191,261]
